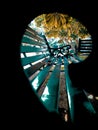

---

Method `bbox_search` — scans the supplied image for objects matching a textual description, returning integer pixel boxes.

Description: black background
[15,0,98,129]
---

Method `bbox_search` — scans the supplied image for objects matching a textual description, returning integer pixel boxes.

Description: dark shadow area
[68,38,98,96]
[15,0,98,129]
